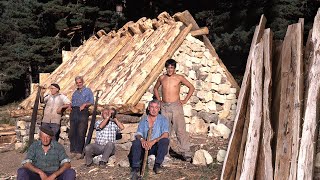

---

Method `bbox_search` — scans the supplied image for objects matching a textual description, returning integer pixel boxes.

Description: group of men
[17,59,195,180]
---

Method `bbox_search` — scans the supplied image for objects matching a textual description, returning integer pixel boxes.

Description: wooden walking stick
[81,90,102,158]
[141,127,153,177]
[28,85,42,148]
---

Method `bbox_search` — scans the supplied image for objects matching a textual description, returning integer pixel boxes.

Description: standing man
[69,76,94,159]
[84,107,124,168]
[130,99,169,178]
[153,59,195,162]
[17,126,76,180]
[40,83,71,141]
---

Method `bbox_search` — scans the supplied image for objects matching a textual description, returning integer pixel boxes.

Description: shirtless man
[154,59,195,161]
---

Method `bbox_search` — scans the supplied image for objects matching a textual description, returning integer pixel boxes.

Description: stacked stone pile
[140,34,237,137]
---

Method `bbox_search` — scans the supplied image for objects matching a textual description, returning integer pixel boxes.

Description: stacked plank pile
[221,8,320,180]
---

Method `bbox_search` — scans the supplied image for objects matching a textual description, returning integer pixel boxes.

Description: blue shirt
[71,86,94,107]
[136,114,169,141]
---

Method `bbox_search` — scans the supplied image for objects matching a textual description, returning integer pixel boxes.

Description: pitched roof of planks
[19,10,239,114]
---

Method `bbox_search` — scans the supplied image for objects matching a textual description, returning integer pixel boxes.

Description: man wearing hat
[40,83,71,140]
[17,126,76,179]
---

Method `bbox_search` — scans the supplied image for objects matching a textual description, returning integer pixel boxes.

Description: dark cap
[40,126,54,136]
[50,83,60,90]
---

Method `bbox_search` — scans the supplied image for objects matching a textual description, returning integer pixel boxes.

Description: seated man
[17,126,75,180]
[130,99,169,177]
[84,107,124,168]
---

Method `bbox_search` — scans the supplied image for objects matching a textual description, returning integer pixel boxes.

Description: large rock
[192,149,213,165]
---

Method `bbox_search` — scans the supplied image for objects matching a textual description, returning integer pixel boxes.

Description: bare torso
[159,74,182,103]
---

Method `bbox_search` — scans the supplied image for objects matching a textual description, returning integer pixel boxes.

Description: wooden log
[297,9,320,179]
[39,73,50,85]
[62,50,74,63]
[274,22,304,180]
[239,40,264,180]
[221,15,266,180]
[256,28,274,180]
[98,24,173,104]
[116,114,141,123]
[96,29,107,38]
[173,10,240,93]
[116,22,183,103]
[128,23,143,35]
[190,27,209,36]
[126,24,193,105]
[86,30,154,104]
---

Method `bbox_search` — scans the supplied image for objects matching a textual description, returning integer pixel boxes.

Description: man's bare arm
[113,118,125,130]
[153,76,163,101]
[180,76,195,104]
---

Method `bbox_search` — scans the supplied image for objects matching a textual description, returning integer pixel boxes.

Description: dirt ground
[0,134,228,180]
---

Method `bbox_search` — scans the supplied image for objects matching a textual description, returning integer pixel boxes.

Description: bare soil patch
[0,134,228,180]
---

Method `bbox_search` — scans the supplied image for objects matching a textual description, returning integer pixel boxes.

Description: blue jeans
[17,168,76,180]
[69,107,89,153]
[131,138,169,169]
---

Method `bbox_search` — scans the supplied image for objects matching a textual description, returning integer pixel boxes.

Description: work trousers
[17,168,76,180]
[69,107,89,153]
[84,142,115,165]
[161,101,191,157]
[131,138,169,169]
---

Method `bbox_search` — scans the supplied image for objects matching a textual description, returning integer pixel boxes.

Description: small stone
[118,159,130,168]
[192,150,213,165]
[107,156,116,167]
[217,150,227,162]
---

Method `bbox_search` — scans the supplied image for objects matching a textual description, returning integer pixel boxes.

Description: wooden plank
[271,40,283,163]
[274,22,304,180]
[256,29,274,180]
[235,100,250,180]
[173,10,240,93]
[288,21,304,180]
[126,24,193,105]
[221,15,266,180]
[297,9,320,179]
[239,41,263,180]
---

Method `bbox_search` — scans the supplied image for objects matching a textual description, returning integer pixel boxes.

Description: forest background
[0,0,319,105]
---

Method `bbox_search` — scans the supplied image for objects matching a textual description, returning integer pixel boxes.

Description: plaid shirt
[22,140,70,172]
[95,119,120,145]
